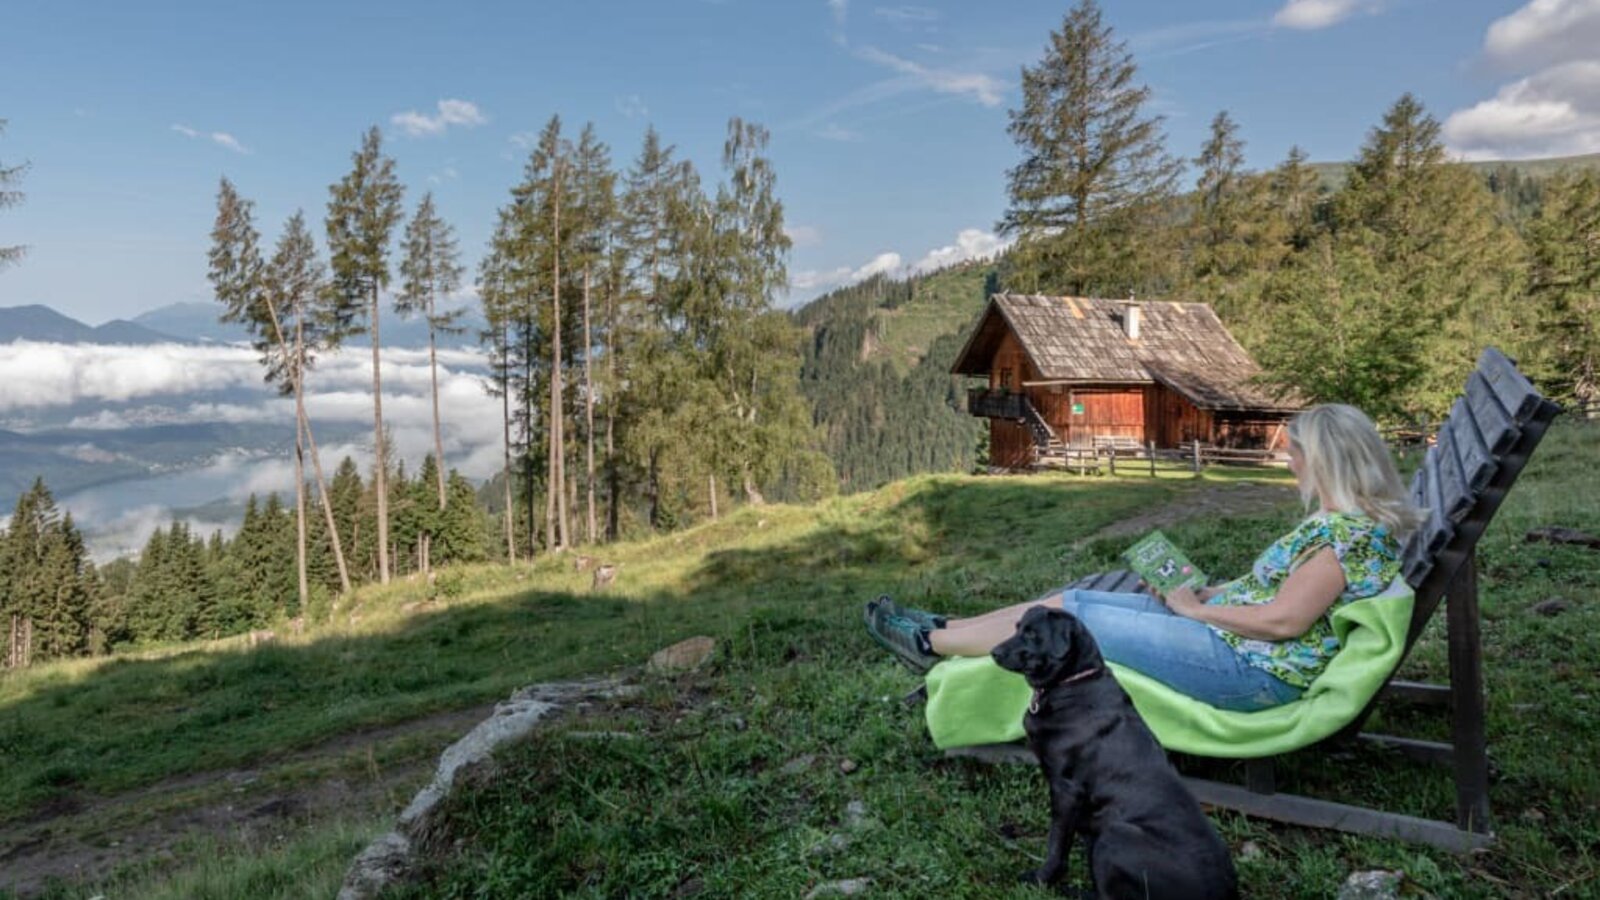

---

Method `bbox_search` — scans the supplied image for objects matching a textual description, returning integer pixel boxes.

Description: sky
[3,0,1600,325]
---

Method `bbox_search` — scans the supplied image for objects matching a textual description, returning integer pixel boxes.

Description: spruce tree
[398,192,466,509]
[326,126,405,583]
[1526,172,1600,408]
[571,123,617,543]
[478,214,523,562]
[999,0,1182,295]
[0,119,26,270]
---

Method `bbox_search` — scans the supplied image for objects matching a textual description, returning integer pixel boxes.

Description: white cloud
[171,123,250,154]
[789,228,1011,297]
[909,228,1011,274]
[1443,60,1600,159]
[784,224,823,247]
[828,0,848,26]
[874,5,940,26]
[1483,0,1600,70]
[1271,0,1385,30]
[854,45,1003,107]
[615,94,649,119]
[391,99,489,137]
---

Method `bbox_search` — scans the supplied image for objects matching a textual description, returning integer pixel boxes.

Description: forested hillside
[793,264,991,492]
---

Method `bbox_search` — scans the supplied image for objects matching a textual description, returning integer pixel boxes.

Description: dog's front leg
[1026,778,1083,886]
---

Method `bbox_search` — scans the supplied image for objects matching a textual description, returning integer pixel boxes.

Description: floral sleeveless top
[1207,511,1401,689]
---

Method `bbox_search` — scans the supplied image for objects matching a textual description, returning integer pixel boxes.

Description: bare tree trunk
[371,287,391,584]
[550,159,569,552]
[648,445,662,530]
[500,322,517,564]
[605,265,619,542]
[583,266,596,545]
[428,322,447,509]
[293,399,309,612]
[709,473,718,521]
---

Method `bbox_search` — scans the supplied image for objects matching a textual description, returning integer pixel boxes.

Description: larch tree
[570,123,617,543]
[0,119,25,270]
[999,0,1182,296]
[478,214,522,562]
[326,126,405,583]
[210,181,353,598]
[398,192,466,510]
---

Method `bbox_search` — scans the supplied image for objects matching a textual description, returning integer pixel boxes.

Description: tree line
[996,0,1600,418]
[0,458,493,665]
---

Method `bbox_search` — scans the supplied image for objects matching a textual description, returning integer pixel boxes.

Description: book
[1122,530,1208,595]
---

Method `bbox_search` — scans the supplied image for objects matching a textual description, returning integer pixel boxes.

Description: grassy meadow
[4,421,1597,898]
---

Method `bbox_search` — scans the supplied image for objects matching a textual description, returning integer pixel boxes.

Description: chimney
[1124,304,1142,341]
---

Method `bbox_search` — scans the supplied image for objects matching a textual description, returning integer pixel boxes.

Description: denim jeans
[1058,588,1303,712]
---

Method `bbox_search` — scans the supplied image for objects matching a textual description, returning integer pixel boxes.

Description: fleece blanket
[923,577,1415,758]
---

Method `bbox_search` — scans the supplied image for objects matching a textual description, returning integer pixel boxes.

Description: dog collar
[1028,666,1103,714]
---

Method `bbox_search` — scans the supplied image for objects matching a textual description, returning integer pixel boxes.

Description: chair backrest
[1399,347,1563,644]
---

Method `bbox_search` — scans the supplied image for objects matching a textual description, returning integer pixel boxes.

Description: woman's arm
[1162,548,1347,641]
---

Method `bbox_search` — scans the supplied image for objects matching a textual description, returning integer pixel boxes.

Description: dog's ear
[1032,608,1103,687]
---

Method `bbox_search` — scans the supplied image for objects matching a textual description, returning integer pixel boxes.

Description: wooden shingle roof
[950,294,1301,413]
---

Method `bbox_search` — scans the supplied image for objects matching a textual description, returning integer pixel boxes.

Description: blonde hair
[1287,404,1424,536]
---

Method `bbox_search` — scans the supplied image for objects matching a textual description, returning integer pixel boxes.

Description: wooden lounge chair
[930,347,1563,852]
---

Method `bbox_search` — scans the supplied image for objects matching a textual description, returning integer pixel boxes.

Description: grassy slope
[7,424,1596,897]
[871,263,991,374]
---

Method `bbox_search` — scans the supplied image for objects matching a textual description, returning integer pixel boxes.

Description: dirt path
[0,702,496,898]
[1084,480,1299,543]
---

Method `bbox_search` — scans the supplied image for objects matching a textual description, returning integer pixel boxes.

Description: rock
[781,754,818,775]
[337,832,412,900]
[397,697,563,834]
[1522,807,1546,823]
[1525,526,1600,550]
[844,800,869,830]
[1239,840,1264,862]
[649,636,716,672]
[1336,870,1404,900]
[592,564,619,590]
[1532,597,1572,616]
[838,759,858,775]
[805,878,872,899]
[809,832,852,855]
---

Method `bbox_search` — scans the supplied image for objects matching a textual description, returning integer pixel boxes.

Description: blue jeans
[1058,589,1303,712]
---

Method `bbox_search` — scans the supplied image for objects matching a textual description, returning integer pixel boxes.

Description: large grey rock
[338,677,635,900]
[1336,870,1404,900]
[805,878,873,898]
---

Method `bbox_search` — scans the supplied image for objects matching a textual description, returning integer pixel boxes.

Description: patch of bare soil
[1084,481,1299,544]
[0,703,495,898]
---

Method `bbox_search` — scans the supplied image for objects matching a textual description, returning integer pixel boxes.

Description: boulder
[649,636,716,672]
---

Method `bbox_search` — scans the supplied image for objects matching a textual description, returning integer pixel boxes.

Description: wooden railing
[966,387,1028,420]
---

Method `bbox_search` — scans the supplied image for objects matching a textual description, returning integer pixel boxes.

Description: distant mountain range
[1,302,488,349]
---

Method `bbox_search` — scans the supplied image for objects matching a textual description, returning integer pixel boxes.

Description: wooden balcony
[966,387,1028,420]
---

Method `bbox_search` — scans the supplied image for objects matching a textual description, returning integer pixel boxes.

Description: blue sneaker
[865,603,940,674]
[871,594,948,631]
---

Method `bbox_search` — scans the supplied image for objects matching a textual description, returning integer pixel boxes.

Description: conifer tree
[0,119,26,270]
[571,124,616,543]
[999,0,1182,295]
[1526,172,1600,408]
[34,511,92,659]
[398,192,466,509]
[326,126,405,583]
[478,215,522,562]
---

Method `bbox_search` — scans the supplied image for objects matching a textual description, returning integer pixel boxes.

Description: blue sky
[2,0,1597,325]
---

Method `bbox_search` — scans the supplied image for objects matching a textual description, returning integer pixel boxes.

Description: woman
[865,404,1423,712]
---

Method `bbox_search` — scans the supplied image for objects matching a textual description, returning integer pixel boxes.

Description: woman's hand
[1162,585,1205,618]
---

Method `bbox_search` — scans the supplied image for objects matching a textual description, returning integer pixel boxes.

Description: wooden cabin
[950,294,1303,469]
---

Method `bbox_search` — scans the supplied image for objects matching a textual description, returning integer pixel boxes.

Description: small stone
[1531,597,1572,617]
[804,877,872,899]
[781,754,818,775]
[1239,840,1264,861]
[729,715,747,732]
[648,636,716,672]
[1336,869,1404,900]
[845,800,868,829]
[809,832,851,855]
[839,759,858,775]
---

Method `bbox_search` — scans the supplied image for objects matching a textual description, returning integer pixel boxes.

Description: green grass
[7,422,1598,897]
[871,263,990,373]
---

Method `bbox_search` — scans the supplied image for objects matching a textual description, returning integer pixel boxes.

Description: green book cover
[1122,530,1208,595]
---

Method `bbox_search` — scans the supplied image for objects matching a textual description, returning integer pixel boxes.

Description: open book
[1122,530,1208,596]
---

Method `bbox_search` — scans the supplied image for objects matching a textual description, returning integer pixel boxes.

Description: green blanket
[924,578,1415,758]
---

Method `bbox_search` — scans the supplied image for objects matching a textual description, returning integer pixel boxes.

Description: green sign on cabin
[1071,402,1084,415]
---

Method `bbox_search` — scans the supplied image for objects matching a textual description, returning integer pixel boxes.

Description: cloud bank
[789,227,1011,297]
[391,99,489,137]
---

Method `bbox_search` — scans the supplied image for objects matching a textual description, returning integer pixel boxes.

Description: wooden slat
[1359,733,1455,766]
[1478,347,1543,422]
[1381,680,1452,706]
[1433,426,1475,521]
[1447,398,1497,493]
[1418,447,1455,555]
[1465,371,1521,455]
[1104,569,1142,593]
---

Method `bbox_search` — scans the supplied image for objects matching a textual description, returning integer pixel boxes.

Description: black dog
[992,606,1238,899]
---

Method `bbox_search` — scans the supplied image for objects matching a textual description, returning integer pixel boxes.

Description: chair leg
[1447,555,1492,834]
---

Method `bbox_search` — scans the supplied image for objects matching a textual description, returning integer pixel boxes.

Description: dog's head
[991,606,1104,689]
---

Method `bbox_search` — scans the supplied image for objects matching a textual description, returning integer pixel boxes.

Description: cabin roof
[949,293,1301,413]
